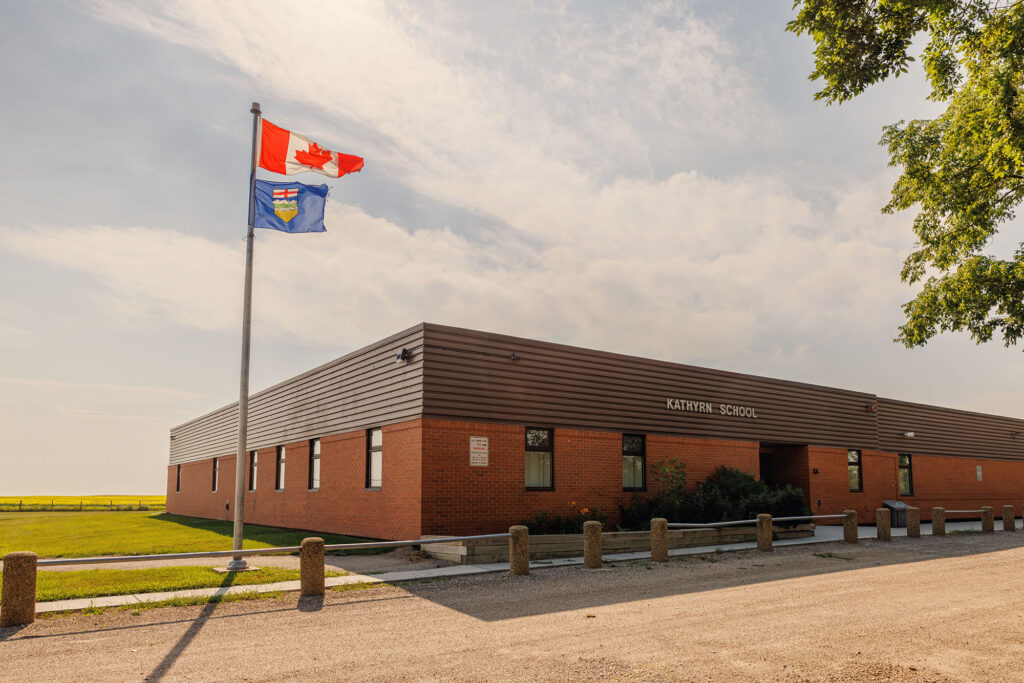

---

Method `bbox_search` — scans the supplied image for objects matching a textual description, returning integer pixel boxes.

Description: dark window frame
[847,449,863,493]
[175,464,181,493]
[525,427,555,491]
[308,438,321,491]
[248,450,257,492]
[898,453,914,496]
[275,445,286,491]
[622,433,646,492]
[211,457,218,492]
[366,428,382,490]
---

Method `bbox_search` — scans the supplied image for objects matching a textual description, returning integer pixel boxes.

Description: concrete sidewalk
[34,519,999,614]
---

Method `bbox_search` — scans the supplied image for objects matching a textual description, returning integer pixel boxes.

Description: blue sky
[1,1,1020,495]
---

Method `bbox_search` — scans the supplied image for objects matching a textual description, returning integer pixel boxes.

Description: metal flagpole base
[225,557,249,571]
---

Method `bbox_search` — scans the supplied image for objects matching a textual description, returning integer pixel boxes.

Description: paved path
[31,520,992,613]
[3,531,1023,681]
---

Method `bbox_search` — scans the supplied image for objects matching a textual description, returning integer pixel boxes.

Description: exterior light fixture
[395,347,411,363]
[865,403,877,413]
[902,431,915,438]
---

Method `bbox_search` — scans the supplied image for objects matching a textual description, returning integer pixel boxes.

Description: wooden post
[1002,505,1016,532]
[509,526,530,576]
[583,520,603,568]
[932,507,945,536]
[906,507,920,538]
[756,514,773,552]
[0,552,37,627]
[650,518,668,563]
[981,506,994,533]
[299,537,325,596]
[876,508,891,541]
[843,510,858,543]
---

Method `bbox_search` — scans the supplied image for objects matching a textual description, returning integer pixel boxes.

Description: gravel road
[3,533,1024,681]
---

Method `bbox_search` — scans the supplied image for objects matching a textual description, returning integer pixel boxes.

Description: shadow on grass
[152,514,388,555]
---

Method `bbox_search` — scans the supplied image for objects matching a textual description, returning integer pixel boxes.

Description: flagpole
[227,101,261,571]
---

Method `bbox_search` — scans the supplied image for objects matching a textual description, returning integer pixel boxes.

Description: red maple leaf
[294,142,333,170]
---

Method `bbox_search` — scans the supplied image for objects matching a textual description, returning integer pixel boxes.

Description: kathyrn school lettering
[666,398,758,419]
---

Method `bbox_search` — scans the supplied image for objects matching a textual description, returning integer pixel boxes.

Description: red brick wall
[806,447,1024,522]
[166,454,236,521]
[418,419,760,535]
[166,420,422,540]
[166,417,1024,538]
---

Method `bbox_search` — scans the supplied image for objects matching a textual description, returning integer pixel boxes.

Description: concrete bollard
[843,510,858,543]
[1,552,37,627]
[583,520,603,568]
[299,537,325,596]
[932,507,946,536]
[981,506,994,533]
[876,508,891,541]
[756,514,773,552]
[906,507,920,538]
[509,526,530,576]
[650,518,668,563]
[1003,505,1016,532]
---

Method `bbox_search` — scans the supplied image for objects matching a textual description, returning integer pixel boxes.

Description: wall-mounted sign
[665,397,758,419]
[470,437,489,467]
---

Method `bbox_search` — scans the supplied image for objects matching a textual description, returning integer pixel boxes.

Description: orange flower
[580,508,590,515]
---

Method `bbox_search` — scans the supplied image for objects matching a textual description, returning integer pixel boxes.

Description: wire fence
[0,499,166,513]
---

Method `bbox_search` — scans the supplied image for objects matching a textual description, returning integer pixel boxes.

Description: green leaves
[792,0,1024,347]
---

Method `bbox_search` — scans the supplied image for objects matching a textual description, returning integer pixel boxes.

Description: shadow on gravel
[8,594,414,642]
[395,534,1024,622]
[145,568,242,681]
[0,624,27,641]
[297,595,324,612]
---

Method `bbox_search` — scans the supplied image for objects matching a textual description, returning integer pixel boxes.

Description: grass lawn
[0,511,382,558]
[0,566,346,602]
[0,495,165,512]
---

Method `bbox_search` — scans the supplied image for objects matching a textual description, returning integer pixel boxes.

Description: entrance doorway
[758,443,810,505]
[759,452,773,486]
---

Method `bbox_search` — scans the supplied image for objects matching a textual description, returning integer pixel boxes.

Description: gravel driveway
[3,533,1023,681]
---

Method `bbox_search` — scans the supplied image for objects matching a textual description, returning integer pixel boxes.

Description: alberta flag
[253,179,328,233]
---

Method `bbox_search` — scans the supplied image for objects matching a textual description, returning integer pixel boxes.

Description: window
[525,427,554,490]
[898,454,913,496]
[211,457,219,492]
[622,434,645,491]
[275,445,286,490]
[309,439,321,490]
[175,464,181,493]
[366,428,382,489]
[248,451,257,492]
[847,449,863,492]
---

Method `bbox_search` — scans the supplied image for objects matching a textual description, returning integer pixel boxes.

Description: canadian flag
[258,119,364,178]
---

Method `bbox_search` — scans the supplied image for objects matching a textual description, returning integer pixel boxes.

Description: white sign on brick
[470,436,489,467]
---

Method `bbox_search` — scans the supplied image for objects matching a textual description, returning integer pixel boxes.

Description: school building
[166,323,1024,539]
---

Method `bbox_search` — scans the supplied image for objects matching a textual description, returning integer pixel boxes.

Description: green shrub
[618,465,810,529]
[522,502,609,534]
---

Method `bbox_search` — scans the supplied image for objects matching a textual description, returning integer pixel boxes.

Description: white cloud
[0,164,912,365]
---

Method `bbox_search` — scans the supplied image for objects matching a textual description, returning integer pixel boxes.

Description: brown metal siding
[169,322,1024,466]
[878,397,1024,461]
[420,324,879,449]
[168,325,426,464]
